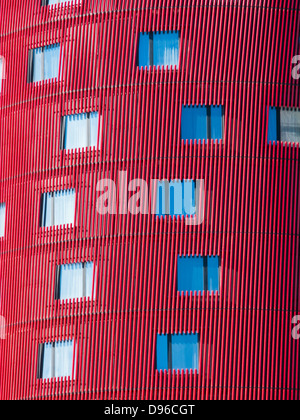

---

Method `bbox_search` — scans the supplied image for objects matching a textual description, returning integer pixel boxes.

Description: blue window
[28,44,60,83]
[40,189,76,228]
[56,262,94,300]
[62,112,100,150]
[267,107,300,144]
[181,105,223,142]
[156,333,199,371]
[267,107,279,143]
[0,203,6,237]
[177,256,220,293]
[39,340,74,379]
[156,180,196,217]
[138,31,179,68]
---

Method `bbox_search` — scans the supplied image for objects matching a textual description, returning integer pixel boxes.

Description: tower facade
[0,0,300,400]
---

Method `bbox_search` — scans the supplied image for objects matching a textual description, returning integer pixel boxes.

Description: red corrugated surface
[0,0,299,400]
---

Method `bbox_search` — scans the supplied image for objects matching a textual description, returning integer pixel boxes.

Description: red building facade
[0,0,300,400]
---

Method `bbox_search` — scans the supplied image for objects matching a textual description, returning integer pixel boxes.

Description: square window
[40,189,76,228]
[138,31,179,68]
[62,112,100,150]
[177,255,220,293]
[171,334,199,370]
[156,333,199,371]
[39,340,74,379]
[28,44,60,83]
[280,109,300,144]
[267,107,300,144]
[181,105,223,142]
[56,262,94,300]
[177,256,204,292]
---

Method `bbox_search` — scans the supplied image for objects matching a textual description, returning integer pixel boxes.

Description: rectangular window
[177,255,220,293]
[181,105,223,142]
[40,189,76,228]
[0,203,6,238]
[61,112,100,151]
[156,333,199,371]
[56,262,94,301]
[28,44,60,83]
[267,107,300,144]
[156,180,196,217]
[38,340,75,379]
[138,31,179,68]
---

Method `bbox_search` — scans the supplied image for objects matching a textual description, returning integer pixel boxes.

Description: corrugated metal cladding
[0,0,299,401]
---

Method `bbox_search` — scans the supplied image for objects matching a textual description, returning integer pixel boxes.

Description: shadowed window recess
[38,340,75,379]
[40,189,76,228]
[156,333,199,371]
[156,180,196,217]
[0,203,6,237]
[28,44,61,83]
[177,255,221,292]
[139,31,179,68]
[61,112,101,151]
[181,105,224,142]
[267,107,300,144]
[55,262,94,301]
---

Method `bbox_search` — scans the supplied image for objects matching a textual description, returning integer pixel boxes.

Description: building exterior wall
[0,0,299,400]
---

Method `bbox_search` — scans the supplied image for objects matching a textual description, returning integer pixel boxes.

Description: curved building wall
[0,0,300,400]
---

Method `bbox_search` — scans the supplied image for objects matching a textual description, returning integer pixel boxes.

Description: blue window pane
[153,31,179,67]
[171,334,199,370]
[156,180,196,217]
[32,48,43,82]
[42,343,54,380]
[182,180,196,216]
[177,256,204,292]
[207,256,220,292]
[65,114,88,150]
[156,334,168,370]
[181,106,207,141]
[41,193,53,227]
[59,263,84,300]
[85,262,94,297]
[54,340,74,378]
[54,190,76,226]
[44,44,60,80]
[267,107,278,143]
[139,33,150,67]
[32,44,60,82]
[41,189,76,227]
[89,112,99,147]
[64,113,99,150]
[210,106,223,140]
[0,203,6,237]
[59,262,94,300]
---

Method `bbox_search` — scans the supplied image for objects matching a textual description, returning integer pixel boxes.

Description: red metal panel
[0,0,299,400]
